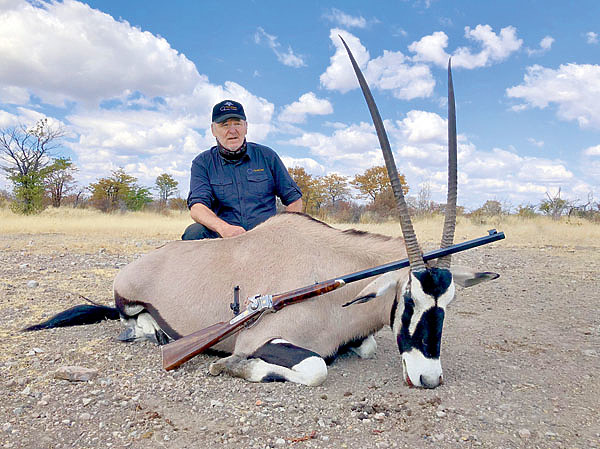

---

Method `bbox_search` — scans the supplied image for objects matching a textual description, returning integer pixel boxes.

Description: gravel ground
[1,233,599,449]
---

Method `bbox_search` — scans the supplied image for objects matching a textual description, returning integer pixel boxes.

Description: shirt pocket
[247,172,272,196]
[210,178,235,205]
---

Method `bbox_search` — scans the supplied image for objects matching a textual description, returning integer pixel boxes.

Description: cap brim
[214,113,246,123]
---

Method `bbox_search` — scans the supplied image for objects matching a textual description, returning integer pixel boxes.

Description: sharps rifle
[161,229,505,370]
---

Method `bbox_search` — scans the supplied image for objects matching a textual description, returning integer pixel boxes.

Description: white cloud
[279,92,333,124]
[324,8,368,29]
[254,27,306,68]
[506,63,600,129]
[409,25,522,69]
[280,156,326,175]
[283,106,579,208]
[320,29,434,99]
[0,0,200,106]
[528,138,544,148]
[320,29,370,93]
[526,35,554,56]
[583,144,600,156]
[586,31,599,44]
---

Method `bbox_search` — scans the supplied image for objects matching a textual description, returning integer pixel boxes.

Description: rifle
[161,229,505,370]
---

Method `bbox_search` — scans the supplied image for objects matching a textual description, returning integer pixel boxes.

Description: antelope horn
[340,36,425,272]
[437,59,457,269]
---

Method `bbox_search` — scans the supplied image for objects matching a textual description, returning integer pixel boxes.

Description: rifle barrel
[340,229,504,284]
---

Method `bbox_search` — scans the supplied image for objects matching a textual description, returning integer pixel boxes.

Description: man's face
[211,118,248,150]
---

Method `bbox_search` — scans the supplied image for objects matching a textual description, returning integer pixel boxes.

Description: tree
[44,157,77,208]
[126,185,153,211]
[89,168,138,212]
[320,173,350,206]
[351,165,408,202]
[155,173,179,208]
[539,188,572,220]
[288,166,325,214]
[0,118,65,214]
[471,200,503,216]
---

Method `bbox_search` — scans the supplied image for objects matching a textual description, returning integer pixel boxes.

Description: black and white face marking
[394,268,455,388]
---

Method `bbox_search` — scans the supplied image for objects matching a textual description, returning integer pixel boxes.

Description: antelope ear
[450,265,499,288]
[343,271,404,307]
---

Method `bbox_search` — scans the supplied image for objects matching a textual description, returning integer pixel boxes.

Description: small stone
[82,398,93,406]
[518,429,531,439]
[19,263,29,269]
[79,413,92,421]
[20,386,31,395]
[275,438,286,447]
[54,366,98,382]
[210,400,223,407]
[374,412,386,421]
[436,411,447,418]
[2,423,12,432]
[26,280,39,288]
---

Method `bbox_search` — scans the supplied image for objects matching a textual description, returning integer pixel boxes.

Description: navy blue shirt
[187,142,302,230]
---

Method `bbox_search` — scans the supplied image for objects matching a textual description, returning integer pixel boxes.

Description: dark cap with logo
[212,100,246,123]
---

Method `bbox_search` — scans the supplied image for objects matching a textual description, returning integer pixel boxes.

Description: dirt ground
[1,232,599,449]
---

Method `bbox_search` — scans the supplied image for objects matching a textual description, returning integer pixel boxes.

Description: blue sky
[1,0,599,209]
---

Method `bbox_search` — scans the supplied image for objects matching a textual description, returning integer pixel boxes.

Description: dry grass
[1,207,598,249]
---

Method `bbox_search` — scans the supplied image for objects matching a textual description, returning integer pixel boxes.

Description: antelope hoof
[208,361,225,376]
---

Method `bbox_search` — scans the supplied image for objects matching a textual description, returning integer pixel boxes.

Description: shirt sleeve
[269,151,302,206]
[186,155,214,210]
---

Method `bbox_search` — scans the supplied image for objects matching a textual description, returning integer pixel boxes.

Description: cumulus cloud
[506,63,600,129]
[586,31,599,44]
[279,93,333,124]
[323,8,368,29]
[283,106,578,208]
[526,36,554,56]
[583,144,600,156]
[409,25,522,69]
[280,156,326,175]
[320,29,434,99]
[0,0,200,107]
[254,27,306,68]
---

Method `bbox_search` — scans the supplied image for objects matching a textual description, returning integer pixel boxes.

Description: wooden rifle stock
[161,230,505,371]
[161,279,345,370]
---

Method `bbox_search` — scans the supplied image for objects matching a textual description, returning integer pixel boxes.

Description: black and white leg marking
[209,339,327,386]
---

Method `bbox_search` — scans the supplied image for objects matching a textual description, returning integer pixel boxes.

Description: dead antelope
[25,40,499,388]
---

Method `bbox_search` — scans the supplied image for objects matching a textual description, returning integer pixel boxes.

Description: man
[183,100,302,240]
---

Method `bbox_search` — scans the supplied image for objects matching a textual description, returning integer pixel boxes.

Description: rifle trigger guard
[228,294,273,326]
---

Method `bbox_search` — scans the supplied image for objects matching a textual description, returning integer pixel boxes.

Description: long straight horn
[340,36,425,271]
[438,59,457,269]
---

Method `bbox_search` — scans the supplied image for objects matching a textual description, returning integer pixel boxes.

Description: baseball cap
[212,100,246,123]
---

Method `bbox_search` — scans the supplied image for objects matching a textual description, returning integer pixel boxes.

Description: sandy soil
[1,233,599,449]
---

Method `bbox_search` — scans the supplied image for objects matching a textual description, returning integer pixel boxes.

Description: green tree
[89,168,138,212]
[44,157,77,208]
[126,185,153,211]
[539,188,571,220]
[154,173,179,208]
[0,118,65,214]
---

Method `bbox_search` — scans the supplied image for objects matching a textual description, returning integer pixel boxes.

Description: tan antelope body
[114,213,405,356]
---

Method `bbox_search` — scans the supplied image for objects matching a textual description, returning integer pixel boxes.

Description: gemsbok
[25,38,500,388]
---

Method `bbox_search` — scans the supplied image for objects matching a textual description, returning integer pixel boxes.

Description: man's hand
[218,223,246,238]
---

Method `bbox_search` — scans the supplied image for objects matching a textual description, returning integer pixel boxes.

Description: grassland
[1,206,598,249]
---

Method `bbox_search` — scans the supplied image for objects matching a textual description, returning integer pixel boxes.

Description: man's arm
[190,203,245,238]
[285,198,303,213]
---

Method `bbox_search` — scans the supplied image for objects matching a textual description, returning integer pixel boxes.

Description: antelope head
[341,37,497,388]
